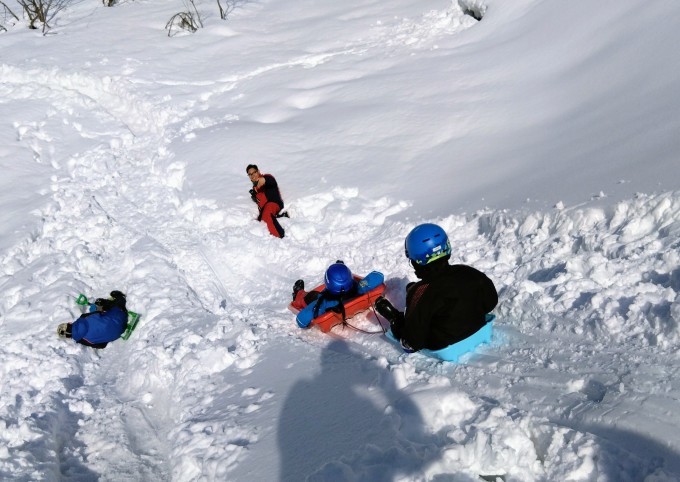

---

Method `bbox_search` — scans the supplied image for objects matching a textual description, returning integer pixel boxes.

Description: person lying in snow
[57,291,128,349]
[292,261,384,328]
[375,223,498,353]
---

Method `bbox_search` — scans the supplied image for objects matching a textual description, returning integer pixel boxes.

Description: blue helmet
[404,223,451,265]
[324,263,354,295]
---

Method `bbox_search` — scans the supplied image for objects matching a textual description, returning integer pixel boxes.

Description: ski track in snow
[1,5,680,480]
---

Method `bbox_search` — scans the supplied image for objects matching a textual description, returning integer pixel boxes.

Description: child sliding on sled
[292,261,384,328]
[58,290,128,349]
[375,223,498,353]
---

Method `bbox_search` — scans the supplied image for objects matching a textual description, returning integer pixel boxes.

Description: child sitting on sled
[375,223,498,353]
[57,290,128,349]
[292,261,384,329]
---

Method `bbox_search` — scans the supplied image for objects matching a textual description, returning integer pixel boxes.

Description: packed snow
[1,0,679,480]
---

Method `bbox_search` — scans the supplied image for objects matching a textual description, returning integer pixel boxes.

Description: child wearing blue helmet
[376,223,498,352]
[292,261,384,328]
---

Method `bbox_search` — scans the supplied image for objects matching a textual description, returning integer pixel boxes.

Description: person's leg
[291,289,308,310]
[77,339,108,349]
[391,316,404,339]
[303,291,321,305]
[291,281,323,310]
[261,203,285,238]
[57,323,72,338]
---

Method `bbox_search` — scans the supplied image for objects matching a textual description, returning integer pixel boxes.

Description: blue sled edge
[386,313,496,362]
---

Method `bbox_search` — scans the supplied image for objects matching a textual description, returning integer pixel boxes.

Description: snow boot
[292,279,304,300]
[57,323,72,338]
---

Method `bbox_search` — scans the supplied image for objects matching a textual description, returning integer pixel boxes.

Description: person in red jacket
[247,164,287,238]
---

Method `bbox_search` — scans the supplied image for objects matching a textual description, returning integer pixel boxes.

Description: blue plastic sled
[386,314,495,362]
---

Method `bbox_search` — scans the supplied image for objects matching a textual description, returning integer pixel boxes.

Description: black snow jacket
[400,259,498,351]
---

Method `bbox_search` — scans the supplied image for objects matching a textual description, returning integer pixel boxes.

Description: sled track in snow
[0,64,263,480]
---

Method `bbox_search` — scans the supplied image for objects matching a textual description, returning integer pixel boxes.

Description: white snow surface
[1,0,679,480]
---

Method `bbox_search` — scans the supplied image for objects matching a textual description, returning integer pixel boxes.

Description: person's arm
[356,271,384,294]
[296,300,320,328]
[295,294,340,328]
[401,284,437,351]
[250,178,267,213]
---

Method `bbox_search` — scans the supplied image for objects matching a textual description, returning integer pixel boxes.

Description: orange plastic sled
[288,275,386,333]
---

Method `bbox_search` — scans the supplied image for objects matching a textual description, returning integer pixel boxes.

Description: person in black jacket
[375,223,497,352]
[247,164,287,238]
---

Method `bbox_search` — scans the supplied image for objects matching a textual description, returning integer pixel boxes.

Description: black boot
[292,279,304,300]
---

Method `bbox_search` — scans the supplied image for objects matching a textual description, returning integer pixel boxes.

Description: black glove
[109,291,127,309]
[375,296,403,325]
[95,298,114,311]
[110,290,126,301]
[249,189,257,202]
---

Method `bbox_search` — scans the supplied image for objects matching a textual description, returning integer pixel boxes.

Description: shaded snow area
[1,0,679,480]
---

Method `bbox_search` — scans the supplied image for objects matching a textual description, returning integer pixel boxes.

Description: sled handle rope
[332,292,388,335]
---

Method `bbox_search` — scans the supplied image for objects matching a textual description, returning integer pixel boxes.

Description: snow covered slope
[0,0,679,480]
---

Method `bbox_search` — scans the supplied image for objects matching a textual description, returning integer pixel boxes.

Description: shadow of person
[15,376,102,481]
[278,339,440,481]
